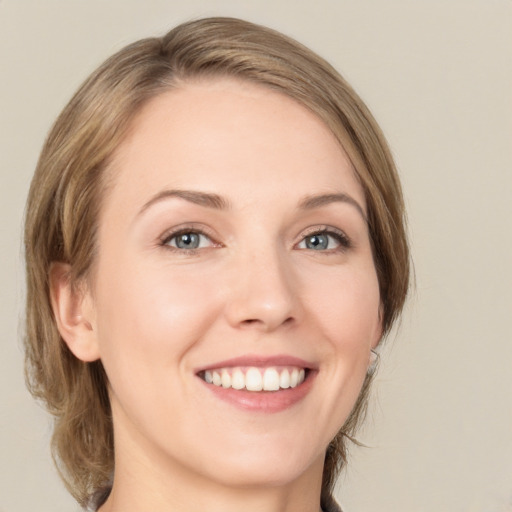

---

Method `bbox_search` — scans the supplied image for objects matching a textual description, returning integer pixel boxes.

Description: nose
[223,245,300,332]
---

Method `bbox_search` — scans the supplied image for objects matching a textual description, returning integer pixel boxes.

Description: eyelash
[159,225,219,255]
[159,225,352,254]
[297,226,352,252]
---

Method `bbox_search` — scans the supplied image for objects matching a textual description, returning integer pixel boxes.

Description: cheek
[289,264,380,445]
[92,254,224,380]
[90,257,228,444]
[303,263,381,350]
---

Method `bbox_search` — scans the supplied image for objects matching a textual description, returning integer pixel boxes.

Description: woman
[24,17,409,512]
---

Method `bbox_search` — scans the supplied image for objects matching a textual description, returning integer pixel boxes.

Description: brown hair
[24,16,409,507]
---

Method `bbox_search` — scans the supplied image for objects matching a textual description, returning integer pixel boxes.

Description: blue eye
[306,234,329,250]
[164,231,212,250]
[298,230,350,251]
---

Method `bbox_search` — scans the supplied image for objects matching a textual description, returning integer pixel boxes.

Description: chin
[210,459,316,489]
[191,435,324,489]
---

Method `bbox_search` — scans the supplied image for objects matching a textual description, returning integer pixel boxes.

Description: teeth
[212,371,221,386]
[290,368,299,387]
[279,369,290,389]
[221,369,231,388]
[202,366,307,392]
[263,368,280,391]
[231,369,245,390]
[245,368,263,391]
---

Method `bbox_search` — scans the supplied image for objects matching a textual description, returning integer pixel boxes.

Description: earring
[368,348,380,373]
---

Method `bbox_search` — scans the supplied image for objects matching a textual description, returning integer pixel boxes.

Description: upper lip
[195,354,317,373]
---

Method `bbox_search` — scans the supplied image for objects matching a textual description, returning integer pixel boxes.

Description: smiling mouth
[199,366,308,392]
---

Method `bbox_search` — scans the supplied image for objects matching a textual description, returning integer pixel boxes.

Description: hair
[24,16,409,508]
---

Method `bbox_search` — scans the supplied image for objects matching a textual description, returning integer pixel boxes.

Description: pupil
[177,233,199,249]
[306,234,328,250]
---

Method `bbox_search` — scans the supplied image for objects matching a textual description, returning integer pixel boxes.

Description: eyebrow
[138,189,231,215]
[298,193,367,221]
[138,189,366,221]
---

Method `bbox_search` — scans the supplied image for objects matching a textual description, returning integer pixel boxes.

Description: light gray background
[1,1,511,511]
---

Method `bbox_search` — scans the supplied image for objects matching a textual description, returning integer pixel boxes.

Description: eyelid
[159,223,221,251]
[295,225,352,250]
[157,223,352,253]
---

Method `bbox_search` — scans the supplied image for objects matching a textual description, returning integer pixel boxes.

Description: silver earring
[368,348,380,373]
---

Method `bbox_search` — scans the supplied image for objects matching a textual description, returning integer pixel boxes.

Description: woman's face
[84,78,381,489]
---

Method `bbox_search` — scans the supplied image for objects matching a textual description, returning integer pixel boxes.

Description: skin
[51,78,382,512]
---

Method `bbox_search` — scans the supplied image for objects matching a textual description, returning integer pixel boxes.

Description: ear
[49,262,100,362]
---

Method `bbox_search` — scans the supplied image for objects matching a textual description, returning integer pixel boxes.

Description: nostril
[241,316,294,328]
[241,318,262,326]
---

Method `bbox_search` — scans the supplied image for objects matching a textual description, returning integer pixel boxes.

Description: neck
[98,437,325,512]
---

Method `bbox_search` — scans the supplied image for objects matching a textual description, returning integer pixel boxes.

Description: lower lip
[199,371,316,413]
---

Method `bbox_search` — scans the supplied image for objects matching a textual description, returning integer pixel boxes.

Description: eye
[297,229,350,251]
[162,230,214,251]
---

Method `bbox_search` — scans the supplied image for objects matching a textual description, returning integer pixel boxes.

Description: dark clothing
[91,487,343,511]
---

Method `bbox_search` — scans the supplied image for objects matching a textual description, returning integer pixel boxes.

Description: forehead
[105,78,365,214]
